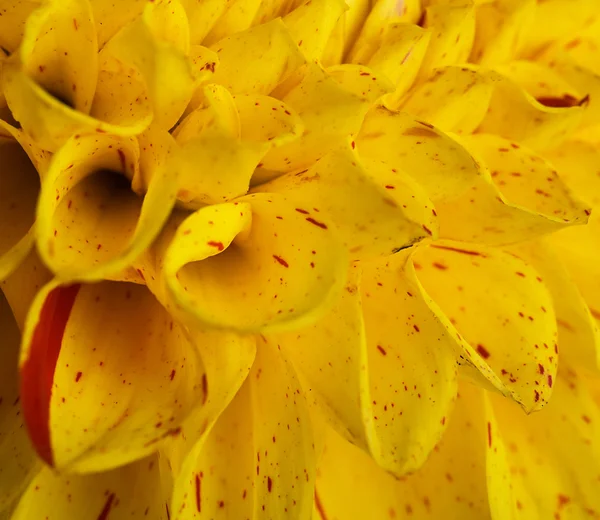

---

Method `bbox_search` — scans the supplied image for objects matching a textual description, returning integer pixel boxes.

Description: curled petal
[174,85,303,206]
[11,453,172,519]
[357,105,483,202]
[36,132,177,282]
[0,139,39,281]
[18,0,98,114]
[258,63,392,178]
[19,279,206,472]
[469,0,535,65]
[162,193,347,333]
[490,367,600,518]
[401,65,494,135]
[476,70,586,151]
[208,18,305,95]
[436,134,590,245]
[419,1,475,78]
[102,0,195,130]
[171,339,315,520]
[0,292,39,513]
[412,240,558,412]
[282,0,346,62]
[179,0,230,45]
[259,142,437,260]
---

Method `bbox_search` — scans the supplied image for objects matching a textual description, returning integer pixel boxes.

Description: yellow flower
[0,0,599,519]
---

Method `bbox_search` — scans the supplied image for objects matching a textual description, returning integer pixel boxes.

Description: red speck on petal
[195,474,202,512]
[201,374,208,405]
[538,364,545,375]
[534,390,540,402]
[422,225,433,235]
[432,262,447,270]
[376,345,387,356]
[117,149,126,172]
[273,255,289,268]
[96,493,115,520]
[207,241,224,251]
[75,371,82,382]
[170,369,176,381]
[476,344,490,359]
[73,18,79,30]
[20,284,80,467]
[548,375,553,387]
[267,477,273,492]
[295,208,309,214]
[487,422,492,447]
[315,490,328,520]
[306,217,328,229]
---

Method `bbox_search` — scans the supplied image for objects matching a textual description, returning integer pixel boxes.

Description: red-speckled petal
[436,134,591,245]
[11,453,172,520]
[412,240,559,412]
[490,367,600,518]
[19,279,206,473]
[162,193,347,333]
[171,338,315,520]
[0,290,39,514]
[258,141,437,260]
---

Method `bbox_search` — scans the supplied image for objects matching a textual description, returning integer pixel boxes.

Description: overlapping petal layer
[0,0,599,518]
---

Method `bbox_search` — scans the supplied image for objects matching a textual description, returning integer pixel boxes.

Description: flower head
[1,0,599,518]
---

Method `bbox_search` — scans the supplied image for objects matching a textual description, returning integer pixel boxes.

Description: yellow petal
[11,453,172,520]
[412,240,558,412]
[162,193,347,333]
[102,0,195,131]
[469,0,535,65]
[490,367,600,518]
[258,142,437,260]
[359,253,458,474]
[419,1,475,79]
[495,60,584,106]
[315,382,496,520]
[520,0,600,57]
[258,62,392,178]
[436,134,591,245]
[18,0,98,114]
[174,85,303,206]
[274,266,368,449]
[0,0,40,54]
[161,324,256,477]
[544,139,600,209]
[357,105,483,202]
[171,339,315,520]
[19,279,206,472]
[89,0,146,48]
[36,132,177,282]
[548,214,600,330]
[208,18,305,95]
[363,23,431,110]
[507,240,600,375]
[0,139,40,281]
[0,291,39,514]
[282,0,346,62]
[201,0,262,45]
[1,249,52,331]
[179,0,230,45]
[476,70,586,151]
[346,0,423,65]
[401,65,494,135]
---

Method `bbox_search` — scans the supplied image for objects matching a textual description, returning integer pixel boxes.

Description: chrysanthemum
[0,0,599,518]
